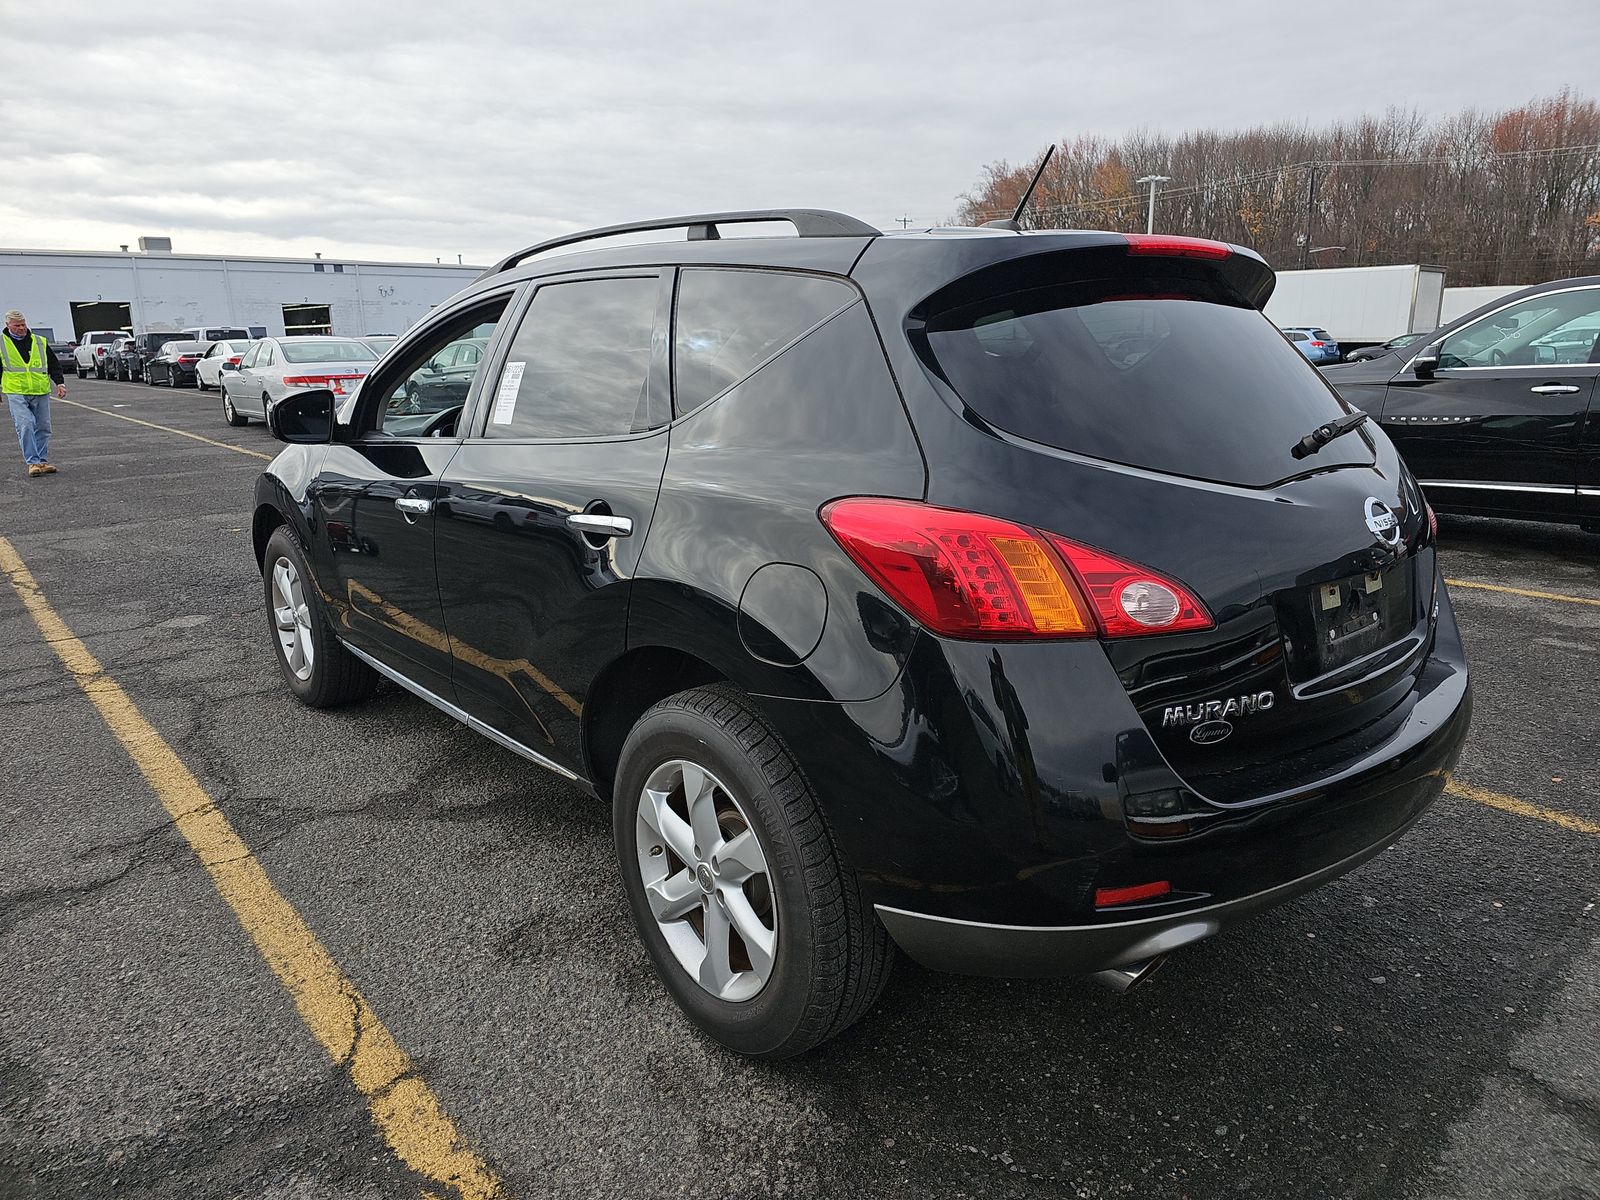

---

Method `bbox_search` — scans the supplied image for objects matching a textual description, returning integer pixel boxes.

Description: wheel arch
[582,645,727,802]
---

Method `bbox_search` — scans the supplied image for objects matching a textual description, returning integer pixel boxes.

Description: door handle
[566,512,633,538]
[394,496,433,516]
[1530,384,1581,395]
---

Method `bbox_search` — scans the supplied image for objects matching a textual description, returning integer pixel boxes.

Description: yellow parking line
[59,398,273,461]
[0,536,506,1200]
[1446,779,1600,838]
[1445,578,1600,609]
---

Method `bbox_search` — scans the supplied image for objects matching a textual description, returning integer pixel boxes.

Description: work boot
[38,462,56,474]
[26,464,45,477]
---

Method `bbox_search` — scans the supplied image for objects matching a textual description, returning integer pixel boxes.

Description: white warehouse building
[0,239,483,344]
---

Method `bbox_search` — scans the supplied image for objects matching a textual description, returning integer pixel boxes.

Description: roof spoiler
[482,209,881,279]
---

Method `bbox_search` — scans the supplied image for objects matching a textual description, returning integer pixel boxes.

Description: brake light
[178,355,199,363]
[1095,881,1172,907]
[1426,501,1438,539]
[1308,341,1325,348]
[1123,234,1231,260]
[283,373,365,394]
[820,498,1212,640]
[227,356,242,365]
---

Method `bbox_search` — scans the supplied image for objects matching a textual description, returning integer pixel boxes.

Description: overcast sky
[9,0,1595,265]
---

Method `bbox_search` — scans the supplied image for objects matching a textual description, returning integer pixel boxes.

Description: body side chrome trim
[1419,479,1574,495]
[342,640,583,782]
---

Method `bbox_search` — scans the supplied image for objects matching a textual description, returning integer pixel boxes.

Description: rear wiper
[1291,411,1369,459]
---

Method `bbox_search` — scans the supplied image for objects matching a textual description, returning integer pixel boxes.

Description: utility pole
[896,215,913,229]
[1300,162,1318,269]
[1135,175,1170,234]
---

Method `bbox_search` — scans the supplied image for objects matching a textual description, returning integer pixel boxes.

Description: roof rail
[483,209,881,277]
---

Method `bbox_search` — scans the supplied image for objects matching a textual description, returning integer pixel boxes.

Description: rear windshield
[280,340,376,363]
[919,272,1370,487]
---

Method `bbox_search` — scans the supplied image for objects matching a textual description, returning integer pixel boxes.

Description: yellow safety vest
[0,334,50,395]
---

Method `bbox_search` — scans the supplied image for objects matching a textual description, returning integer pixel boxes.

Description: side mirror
[268,389,335,444]
[1412,343,1442,379]
[220,361,240,371]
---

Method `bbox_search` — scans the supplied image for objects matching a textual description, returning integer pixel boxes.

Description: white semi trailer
[1264,264,1446,348]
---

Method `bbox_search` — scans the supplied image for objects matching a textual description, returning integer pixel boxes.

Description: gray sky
[11,0,1596,264]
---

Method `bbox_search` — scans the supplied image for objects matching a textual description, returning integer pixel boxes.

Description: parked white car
[218,336,377,427]
[73,330,127,379]
[194,339,254,391]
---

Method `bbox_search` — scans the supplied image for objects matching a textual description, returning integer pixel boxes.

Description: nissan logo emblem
[1364,497,1401,548]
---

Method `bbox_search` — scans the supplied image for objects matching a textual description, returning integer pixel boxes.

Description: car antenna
[981,143,1057,231]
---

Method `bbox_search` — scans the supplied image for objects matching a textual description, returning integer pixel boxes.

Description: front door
[1378,285,1600,520]
[307,293,519,697]
[434,272,672,772]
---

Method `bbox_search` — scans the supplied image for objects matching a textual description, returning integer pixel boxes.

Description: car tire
[612,684,893,1059]
[196,372,209,392]
[221,386,247,427]
[76,364,86,379]
[262,524,376,708]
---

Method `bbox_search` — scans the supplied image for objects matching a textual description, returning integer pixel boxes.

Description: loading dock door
[71,301,132,338]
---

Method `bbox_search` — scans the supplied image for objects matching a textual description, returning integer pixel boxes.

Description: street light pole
[1135,175,1171,234]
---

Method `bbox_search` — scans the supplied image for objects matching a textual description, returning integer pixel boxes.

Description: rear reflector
[1123,234,1232,260]
[820,498,1212,640]
[1095,881,1172,907]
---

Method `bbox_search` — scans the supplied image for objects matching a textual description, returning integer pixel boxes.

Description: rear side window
[673,269,856,414]
[485,276,658,440]
[918,264,1369,487]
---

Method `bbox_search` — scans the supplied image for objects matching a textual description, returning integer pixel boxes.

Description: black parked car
[144,340,207,387]
[108,336,142,381]
[34,328,78,371]
[252,210,1471,1057]
[1323,275,1600,529]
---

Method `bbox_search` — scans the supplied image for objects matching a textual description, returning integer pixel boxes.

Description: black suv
[1323,275,1600,530]
[253,210,1471,1057]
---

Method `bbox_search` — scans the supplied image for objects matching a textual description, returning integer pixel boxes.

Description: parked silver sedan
[218,336,377,427]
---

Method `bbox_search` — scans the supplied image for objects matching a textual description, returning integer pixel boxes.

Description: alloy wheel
[635,759,777,1002]
[270,555,315,681]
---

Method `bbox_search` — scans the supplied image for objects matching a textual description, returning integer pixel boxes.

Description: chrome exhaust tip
[1089,955,1167,994]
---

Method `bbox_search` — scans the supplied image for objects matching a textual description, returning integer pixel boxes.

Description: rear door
[433,272,671,772]
[1377,284,1600,519]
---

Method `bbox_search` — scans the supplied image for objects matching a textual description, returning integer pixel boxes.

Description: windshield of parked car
[921,265,1368,487]
[279,340,377,364]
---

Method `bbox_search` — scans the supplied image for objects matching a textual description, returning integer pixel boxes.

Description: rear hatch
[909,239,1435,801]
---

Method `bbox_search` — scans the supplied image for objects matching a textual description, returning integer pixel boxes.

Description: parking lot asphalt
[2,378,1597,1200]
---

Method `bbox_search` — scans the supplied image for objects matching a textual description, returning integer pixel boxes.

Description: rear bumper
[877,802,1427,977]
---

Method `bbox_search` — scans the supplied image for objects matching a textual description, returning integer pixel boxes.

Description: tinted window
[920,267,1367,488]
[674,269,855,413]
[485,277,657,440]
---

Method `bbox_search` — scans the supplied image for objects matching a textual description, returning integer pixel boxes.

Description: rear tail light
[283,373,365,394]
[227,356,242,365]
[178,355,198,363]
[1426,501,1438,539]
[1123,233,1231,260]
[1308,341,1325,348]
[820,498,1212,640]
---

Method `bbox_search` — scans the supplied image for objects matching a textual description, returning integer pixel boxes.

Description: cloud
[10,0,1594,261]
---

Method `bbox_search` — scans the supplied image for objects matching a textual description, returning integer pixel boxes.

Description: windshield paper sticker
[491,361,526,424]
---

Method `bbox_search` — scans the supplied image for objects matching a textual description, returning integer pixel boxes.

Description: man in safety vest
[2,309,67,476]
